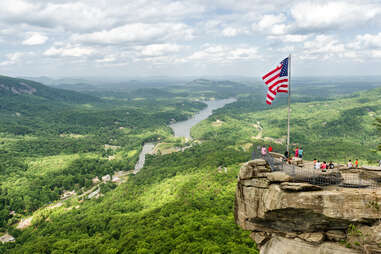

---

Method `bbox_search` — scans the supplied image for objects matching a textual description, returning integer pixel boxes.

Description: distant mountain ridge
[0,75,100,104]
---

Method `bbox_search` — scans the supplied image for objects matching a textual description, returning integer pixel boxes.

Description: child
[295,147,299,158]
[268,145,273,153]
[329,161,334,169]
[313,159,317,168]
[348,160,353,168]
[355,159,359,168]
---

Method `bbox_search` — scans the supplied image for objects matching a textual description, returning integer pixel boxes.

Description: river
[133,98,236,173]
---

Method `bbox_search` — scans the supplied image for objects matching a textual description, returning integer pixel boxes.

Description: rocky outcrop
[0,82,37,95]
[235,159,381,254]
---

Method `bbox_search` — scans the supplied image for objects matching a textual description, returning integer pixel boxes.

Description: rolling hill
[0,75,100,104]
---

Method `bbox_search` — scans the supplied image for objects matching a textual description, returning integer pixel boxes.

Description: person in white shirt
[315,161,321,170]
[348,160,353,168]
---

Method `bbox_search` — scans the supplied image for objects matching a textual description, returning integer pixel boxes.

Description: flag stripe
[262,65,281,80]
[264,73,280,85]
[268,78,288,90]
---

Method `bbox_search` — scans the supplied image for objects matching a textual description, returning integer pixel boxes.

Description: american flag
[262,57,289,105]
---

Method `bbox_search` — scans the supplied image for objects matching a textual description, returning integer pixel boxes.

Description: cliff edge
[235,159,381,254]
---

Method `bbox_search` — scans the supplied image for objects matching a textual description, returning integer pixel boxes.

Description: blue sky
[0,0,380,78]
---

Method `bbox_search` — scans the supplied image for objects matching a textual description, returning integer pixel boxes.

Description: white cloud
[44,45,95,57]
[188,45,259,62]
[351,33,381,49]
[22,32,48,45]
[139,44,182,57]
[280,34,310,42]
[222,27,239,37]
[291,1,381,31]
[372,50,381,58]
[0,0,380,76]
[0,0,36,16]
[252,14,289,35]
[96,56,117,63]
[0,52,24,66]
[257,14,286,30]
[72,23,194,45]
[304,35,345,55]
[222,27,249,37]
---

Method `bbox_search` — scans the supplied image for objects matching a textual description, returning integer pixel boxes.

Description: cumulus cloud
[0,0,114,31]
[222,27,249,37]
[22,32,48,45]
[0,0,380,76]
[72,23,194,45]
[188,44,259,63]
[303,35,346,57]
[44,45,95,57]
[252,14,289,35]
[139,44,182,57]
[351,33,381,49]
[291,1,381,32]
[0,52,24,66]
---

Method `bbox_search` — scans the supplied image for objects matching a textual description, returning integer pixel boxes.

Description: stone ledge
[280,182,322,192]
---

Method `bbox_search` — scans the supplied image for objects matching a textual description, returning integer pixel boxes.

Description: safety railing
[254,148,380,188]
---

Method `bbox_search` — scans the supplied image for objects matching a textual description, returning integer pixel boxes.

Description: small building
[0,234,15,243]
[102,175,111,182]
[92,177,100,184]
[88,188,100,199]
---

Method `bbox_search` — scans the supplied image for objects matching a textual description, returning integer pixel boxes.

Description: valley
[0,75,380,253]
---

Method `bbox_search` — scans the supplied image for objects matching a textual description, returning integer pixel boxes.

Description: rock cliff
[235,159,381,254]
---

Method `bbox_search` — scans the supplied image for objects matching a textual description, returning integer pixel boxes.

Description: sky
[0,0,380,78]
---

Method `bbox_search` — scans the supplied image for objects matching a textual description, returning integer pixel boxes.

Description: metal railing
[254,148,380,189]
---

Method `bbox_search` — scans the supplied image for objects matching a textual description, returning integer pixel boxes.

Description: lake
[134,98,236,173]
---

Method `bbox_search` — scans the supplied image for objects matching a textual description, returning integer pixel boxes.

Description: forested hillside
[0,76,257,253]
[192,85,381,163]
[0,75,381,253]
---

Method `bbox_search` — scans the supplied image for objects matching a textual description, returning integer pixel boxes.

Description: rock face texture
[235,159,381,254]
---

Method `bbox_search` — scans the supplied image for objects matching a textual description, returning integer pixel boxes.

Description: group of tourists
[313,159,334,172]
[347,159,359,168]
[260,145,272,156]
[283,146,303,160]
[313,159,360,171]
[294,147,303,159]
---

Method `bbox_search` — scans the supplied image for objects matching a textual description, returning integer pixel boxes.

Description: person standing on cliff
[321,161,327,172]
[355,159,359,168]
[298,147,303,159]
[261,146,267,156]
[315,160,321,170]
[348,160,353,168]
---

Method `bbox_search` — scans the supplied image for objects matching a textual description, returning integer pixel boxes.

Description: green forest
[0,75,381,253]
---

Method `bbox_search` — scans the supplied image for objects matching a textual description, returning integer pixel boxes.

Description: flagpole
[287,54,291,155]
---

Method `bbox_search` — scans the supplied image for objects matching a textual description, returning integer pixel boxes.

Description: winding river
[134,98,236,173]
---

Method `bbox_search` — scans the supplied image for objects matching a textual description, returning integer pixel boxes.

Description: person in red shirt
[321,161,327,172]
[355,159,359,168]
[268,145,273,153]
[295,147,299,158]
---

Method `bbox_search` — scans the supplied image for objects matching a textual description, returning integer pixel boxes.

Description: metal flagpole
[287,54,291,155]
